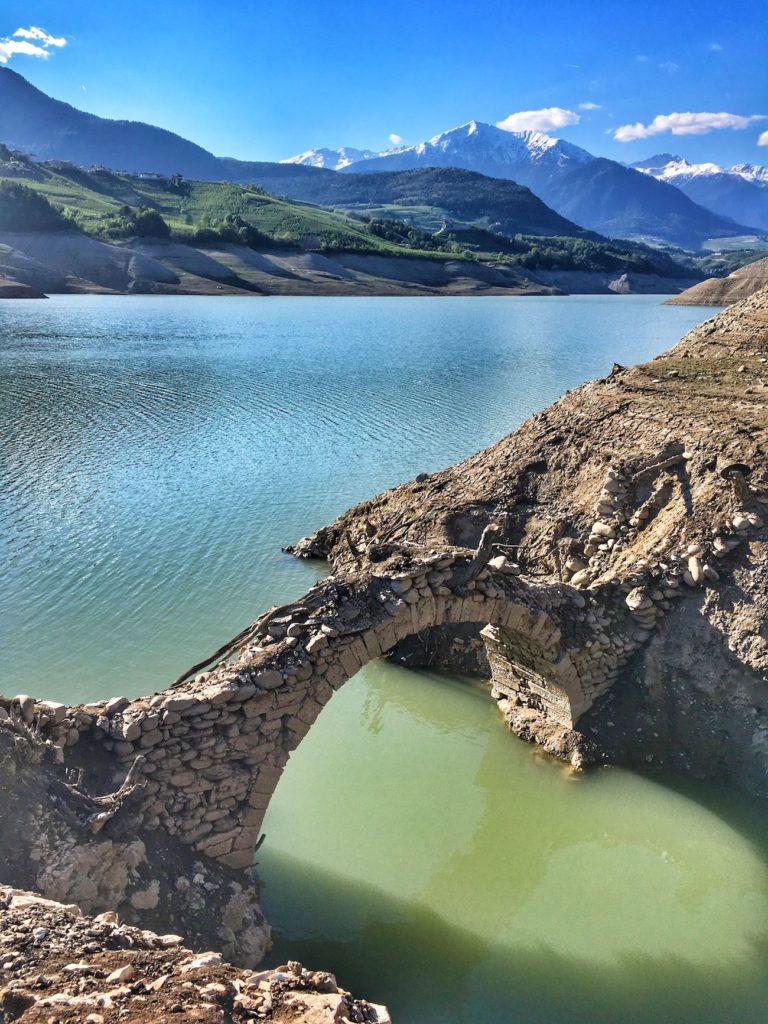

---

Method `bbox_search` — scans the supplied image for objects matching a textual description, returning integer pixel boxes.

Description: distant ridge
[234,164,598,240]
[633,154,768,231]
[0,67,223,178]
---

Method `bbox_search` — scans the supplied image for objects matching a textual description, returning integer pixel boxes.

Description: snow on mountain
[282,122,594,176]
[281,146,377,170]
[353,120,595,174]
[279,123,762,245]
[634,154,768,186]
[731,164,768,185]
[633,155,768,231]
[331,122,749,246]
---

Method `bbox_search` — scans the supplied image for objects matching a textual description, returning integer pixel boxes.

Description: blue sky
[1,0,766,165]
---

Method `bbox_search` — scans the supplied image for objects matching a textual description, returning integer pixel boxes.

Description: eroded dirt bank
[0,231,698,297]
[668,255,768,307]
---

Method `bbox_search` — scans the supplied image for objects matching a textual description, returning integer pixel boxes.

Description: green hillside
[0,152,445,257]
[0,150,699,280]
[234,165,598,240]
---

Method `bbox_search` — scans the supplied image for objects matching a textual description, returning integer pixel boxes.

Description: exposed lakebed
[3,294,765,1022]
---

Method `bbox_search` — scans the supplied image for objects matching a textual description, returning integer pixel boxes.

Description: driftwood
[51,756,147,834]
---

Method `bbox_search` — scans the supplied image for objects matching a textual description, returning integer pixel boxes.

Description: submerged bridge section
[1,530,656,875]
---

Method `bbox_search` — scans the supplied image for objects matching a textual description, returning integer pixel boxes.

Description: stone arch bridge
[3,531,651,874]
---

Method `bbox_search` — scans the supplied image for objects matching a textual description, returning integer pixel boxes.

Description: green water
[3,295,766,1022]
[261,665,768,1023]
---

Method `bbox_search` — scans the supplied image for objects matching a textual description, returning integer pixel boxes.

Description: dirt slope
[668,256,768,306]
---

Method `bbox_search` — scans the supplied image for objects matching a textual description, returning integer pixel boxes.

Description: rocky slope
[0,887,389,1023]
[668,256,768,306]
[293,288,768,793]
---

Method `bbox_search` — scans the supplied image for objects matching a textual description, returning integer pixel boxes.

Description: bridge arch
[6,546,642,872]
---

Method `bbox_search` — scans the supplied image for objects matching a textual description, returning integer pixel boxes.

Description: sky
[1,0,767,165]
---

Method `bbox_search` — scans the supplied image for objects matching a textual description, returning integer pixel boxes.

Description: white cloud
[614,111,767,142]
[0,25,66,64]
[759,130,768,146]
[388,133,403,145]
[709,42,723,52]
[578,102,601,111]
[496,106,580,133]
[659,61,680,74]
[13,26,66,47]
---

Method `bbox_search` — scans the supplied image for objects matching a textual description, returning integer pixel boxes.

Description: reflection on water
[260,663,768,1023]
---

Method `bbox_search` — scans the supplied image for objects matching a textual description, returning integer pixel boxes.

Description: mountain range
[632,155,768,231]
[0,66,764,251]
[289,121,761,248]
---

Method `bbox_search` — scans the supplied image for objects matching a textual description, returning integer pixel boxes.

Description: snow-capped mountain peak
[281,146,377,170]
[634,154,768,186]
[282,120,593,176]
[732,163,768,184]
[632,154,768,231]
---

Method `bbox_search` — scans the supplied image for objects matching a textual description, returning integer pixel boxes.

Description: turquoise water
[1,294,703,701]
[4,294,764,1023]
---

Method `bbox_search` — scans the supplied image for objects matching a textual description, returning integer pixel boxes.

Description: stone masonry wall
[0,535,700,886]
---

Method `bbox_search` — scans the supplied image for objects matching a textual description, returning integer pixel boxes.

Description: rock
[13,695,35,723]
[105,697,130,715]
[107,965,135,984]
[591,522,616,539]
[181,951,224,972]
[687,556,704,585]
[625,587,648,611]
[130,881,160,910]
[38,701,67,723]
[367,1004,393,1023]
[306,633,329,654]
[566,557,588,573]
[254,670,283,690]
[389,577,412,594]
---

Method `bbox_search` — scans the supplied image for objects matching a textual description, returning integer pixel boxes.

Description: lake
[5,294,766,1023]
